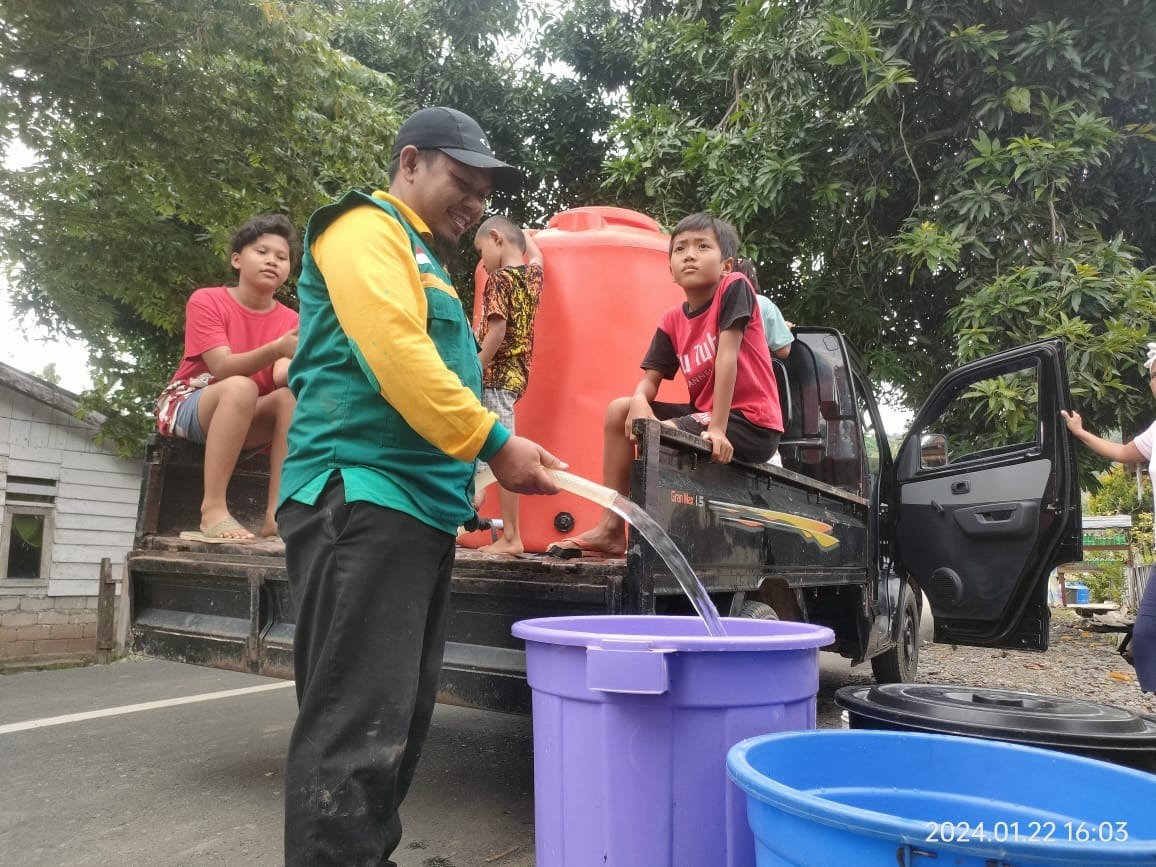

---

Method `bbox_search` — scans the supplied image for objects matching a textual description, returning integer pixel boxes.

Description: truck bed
[130,534,627,711]
[129,420,874,713]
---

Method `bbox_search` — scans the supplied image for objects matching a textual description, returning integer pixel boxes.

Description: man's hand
[488,435,567,495]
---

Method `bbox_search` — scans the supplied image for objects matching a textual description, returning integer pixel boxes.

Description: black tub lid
[835,684,1156,750]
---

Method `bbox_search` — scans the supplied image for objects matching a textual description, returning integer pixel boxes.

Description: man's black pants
[280,474,454,866]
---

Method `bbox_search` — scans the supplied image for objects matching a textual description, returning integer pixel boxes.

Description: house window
[1,477,57,585]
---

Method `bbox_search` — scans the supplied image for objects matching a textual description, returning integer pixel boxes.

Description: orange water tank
[459,206,689,553]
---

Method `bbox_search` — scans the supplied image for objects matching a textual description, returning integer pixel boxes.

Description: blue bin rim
[512,614,834,651]
[727,729,1156,862]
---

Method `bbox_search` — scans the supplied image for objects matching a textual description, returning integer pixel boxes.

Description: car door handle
[951,481,970,495]
[977,509,1016,523]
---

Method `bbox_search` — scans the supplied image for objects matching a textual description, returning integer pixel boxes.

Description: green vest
[280,191,501,534]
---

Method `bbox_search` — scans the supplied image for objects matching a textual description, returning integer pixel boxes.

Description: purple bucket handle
[586,640,673,694]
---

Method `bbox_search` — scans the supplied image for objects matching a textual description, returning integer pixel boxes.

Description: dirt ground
[816,605,1154,728]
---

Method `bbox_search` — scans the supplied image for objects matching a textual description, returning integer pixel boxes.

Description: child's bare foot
[479,538,524,556]
[546,527,626,559]
[258,518,280,538]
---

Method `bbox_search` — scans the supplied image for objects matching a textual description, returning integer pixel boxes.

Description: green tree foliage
[7,0,1156,458]
[329,0,615,291]
[937,368,1040,460]
[0,0,399,448]
[601,0,1156,423]
[1083,465,1150,601]
[1,0,617,449]
[1087,462,1149,518]
[1134,511,1155,564]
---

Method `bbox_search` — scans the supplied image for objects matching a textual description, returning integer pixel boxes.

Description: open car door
[892,340,1081,650]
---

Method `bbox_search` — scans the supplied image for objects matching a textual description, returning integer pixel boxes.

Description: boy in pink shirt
[548,212,782,558]
[155,214,299,541]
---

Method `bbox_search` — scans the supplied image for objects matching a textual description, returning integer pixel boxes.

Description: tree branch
[899,98,922,212]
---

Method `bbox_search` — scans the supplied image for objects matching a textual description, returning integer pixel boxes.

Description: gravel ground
[918,607,1154,716]
[815,605,1154,728]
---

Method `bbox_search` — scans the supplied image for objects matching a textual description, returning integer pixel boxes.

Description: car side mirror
[920,433,948,468]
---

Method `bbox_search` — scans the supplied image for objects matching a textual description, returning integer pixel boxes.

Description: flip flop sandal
[179,516,256,544]
[545,538,611,560]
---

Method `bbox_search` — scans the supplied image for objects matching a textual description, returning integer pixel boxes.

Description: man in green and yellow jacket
[278,106,564,866]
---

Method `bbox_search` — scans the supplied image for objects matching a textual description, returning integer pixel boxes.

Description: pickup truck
[128,332,1081,713]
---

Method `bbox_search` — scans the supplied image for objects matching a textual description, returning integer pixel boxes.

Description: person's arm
[315,204,503,462]
[487,434,566,495]
[524,232,543,268]
[183,291,297,380]
[272,356,291,388]
[704,327,742,463]
[762,298,794,360]
[1060,410,1146,463]
[625,369,665,439]
[636,325,680,440]
[201,329,297,380]
[477,268,512,371]
[478,315,507,369]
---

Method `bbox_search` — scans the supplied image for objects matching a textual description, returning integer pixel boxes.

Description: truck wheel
[740,600,779,620]
[871,588,920,683]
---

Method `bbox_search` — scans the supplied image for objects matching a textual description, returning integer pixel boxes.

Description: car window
[917,363,1040,470]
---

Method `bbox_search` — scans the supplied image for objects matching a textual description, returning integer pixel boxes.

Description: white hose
[473,466,617,508]
[545,469,618,508]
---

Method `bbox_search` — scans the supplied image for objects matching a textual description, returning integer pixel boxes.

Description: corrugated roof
[0,359,104,426]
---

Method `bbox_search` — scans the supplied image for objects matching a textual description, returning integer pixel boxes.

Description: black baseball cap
[391,106,521,193]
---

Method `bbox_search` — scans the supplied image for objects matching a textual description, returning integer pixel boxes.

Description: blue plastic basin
[727,729,1156,866]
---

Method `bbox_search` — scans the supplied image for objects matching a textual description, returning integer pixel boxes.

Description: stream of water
[605,494,727,637]
[474,467,727,637]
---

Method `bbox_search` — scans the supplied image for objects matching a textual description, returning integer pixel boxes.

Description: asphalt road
[0,659,535,867]
[0,622,927,867]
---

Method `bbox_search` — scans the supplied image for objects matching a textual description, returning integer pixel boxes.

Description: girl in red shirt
[155,214,299,541]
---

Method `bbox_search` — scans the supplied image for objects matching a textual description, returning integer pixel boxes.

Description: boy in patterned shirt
[474,216,545,554]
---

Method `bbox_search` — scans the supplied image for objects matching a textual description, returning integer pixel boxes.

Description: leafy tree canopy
[1088,462,1150,519]
[0,0,617,451]
[602,0,1156,441]
[1,0,400,449]
[4,0,1156,461]
[328,0,615,276]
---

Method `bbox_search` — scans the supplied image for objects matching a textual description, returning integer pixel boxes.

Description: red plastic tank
[459,206,689,553]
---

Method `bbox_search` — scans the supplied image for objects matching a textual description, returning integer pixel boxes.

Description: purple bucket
[511,615,834,867]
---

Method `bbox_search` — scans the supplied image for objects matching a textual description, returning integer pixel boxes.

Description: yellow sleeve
[312,204,497,461]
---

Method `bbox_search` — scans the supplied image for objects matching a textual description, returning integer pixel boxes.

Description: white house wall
[0,385,142,597]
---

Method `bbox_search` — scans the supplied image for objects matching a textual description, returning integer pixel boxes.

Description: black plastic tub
[835,683,1156,773]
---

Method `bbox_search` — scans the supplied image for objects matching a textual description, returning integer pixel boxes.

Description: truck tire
[871,587,920,683]
[740,600,779,620]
